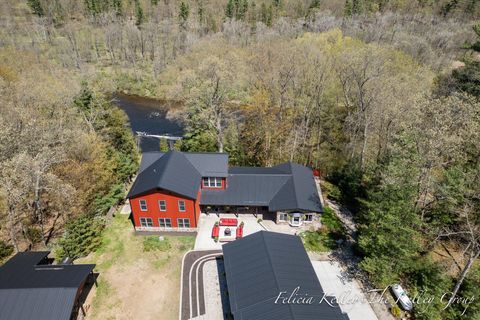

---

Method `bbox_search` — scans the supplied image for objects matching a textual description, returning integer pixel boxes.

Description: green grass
[300,229,337,252]
[143,236,172,252]
[300,206,347,252]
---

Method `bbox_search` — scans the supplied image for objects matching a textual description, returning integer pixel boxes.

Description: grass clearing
[300,206,346,252]
[77,214,194,320]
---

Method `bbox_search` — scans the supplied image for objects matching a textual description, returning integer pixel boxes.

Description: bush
[321,180,341,201]
[391,306,401,317]
[24,226,42,244]
[0,240,13,262]
[321,206,345,234]
[300,228,336,252]
[143,236,171,252]
[56,215,105,259]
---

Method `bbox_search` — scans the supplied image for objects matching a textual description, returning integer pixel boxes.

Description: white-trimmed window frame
[158,218,172,228]
[158,200,167,212]
[177,218,190,228]
[139,199,148,211]
[140,217,153,227]
[178,200,186,212]
[202,177,222,188]
[278,213,288,222]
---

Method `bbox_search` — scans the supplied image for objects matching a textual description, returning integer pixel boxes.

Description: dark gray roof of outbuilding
[222,231,349,320]
[0,251,95,320]
[128,151,203,199]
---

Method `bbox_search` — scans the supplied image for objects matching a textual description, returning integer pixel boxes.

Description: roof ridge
[261,232,297,320]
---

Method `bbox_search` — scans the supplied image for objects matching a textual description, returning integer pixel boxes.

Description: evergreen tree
[260,3,273,26]
[27,0,44,17]
[225,0,234,19]
[134,0,144,27]
[113,0,122,16]
[198,0,205,25]
[344,0,353,16]
[179,2,190,29]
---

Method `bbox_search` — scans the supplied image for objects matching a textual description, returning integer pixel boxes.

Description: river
[112,93,184,152]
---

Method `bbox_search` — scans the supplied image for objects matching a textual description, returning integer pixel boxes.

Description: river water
[112,93,184,152]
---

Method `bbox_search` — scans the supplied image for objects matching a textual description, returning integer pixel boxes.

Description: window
[158,200,167,211]
[159,218,172,228]
[278,213,288,221]
[177,218,190,228]
[178,200,186,212]
[139,199,148,211]
[203,177,222,188]
[140,217,153,227]
[304,214,314,222]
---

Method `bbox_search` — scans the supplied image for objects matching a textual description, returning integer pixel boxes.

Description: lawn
[300,207,346,252]
[77,214,195,320]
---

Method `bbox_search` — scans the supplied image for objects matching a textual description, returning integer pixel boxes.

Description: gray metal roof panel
[0,252,95,320]
[223,231,348,320]
[128,151,202,199]
[0,288,77,320]
[184,153,228,177]
[200,174,290,206]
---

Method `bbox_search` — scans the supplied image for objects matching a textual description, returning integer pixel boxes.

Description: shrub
[391,306,401,317]
[56,215,105,259]
[143,236,171,252]
[300,229,336,252]
[321,180,341,201]
[25,226,42,244]
[0,240,13,262]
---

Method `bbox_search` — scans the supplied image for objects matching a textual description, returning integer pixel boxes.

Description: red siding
[130,190,200,228]
[201,177,226,190]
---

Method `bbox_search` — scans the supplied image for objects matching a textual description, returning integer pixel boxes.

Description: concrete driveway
[194,214,265,250]
[311,260,379,320]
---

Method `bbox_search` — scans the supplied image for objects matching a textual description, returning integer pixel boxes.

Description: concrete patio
[194,214,265,250]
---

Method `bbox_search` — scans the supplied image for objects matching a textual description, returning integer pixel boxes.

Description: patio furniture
[219,218,238,227]
[236,226,243,239]
[212,225,219,238]
[224,228,232,236]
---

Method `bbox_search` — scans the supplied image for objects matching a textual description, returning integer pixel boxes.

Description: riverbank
[112,93,185,152]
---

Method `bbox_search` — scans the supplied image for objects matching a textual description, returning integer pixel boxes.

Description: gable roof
[201,162,322,212]
[130,151,322,212]
[222,231,349,320]
[0,251,95,320]
[128,151,203,199]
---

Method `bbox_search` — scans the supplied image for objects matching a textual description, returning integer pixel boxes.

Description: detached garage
[222,231,349,320]
[0,251,95,320]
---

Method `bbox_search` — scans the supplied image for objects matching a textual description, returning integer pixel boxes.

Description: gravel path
[323,195,395,320]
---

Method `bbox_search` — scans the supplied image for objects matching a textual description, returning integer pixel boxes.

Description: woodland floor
[77,214,195,320]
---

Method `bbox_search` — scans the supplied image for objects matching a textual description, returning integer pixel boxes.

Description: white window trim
[158,200,167,212]
[278,213,288,221]
[203,177,222,188]
[178,200,186,212]
[159,218,172,228]
[139,200,148,211]
[140,217,153,227]
[177,218,190,228]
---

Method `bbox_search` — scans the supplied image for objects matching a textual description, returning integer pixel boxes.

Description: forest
[0,0,479,319]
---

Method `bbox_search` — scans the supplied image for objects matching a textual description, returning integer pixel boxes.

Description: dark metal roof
[138,151,228,177]
[128,151,203,199]
[183,152,228,177]
[0,251,95,320]
[201,162,322,212]
[222,232,349,320]
[200,174,290,207]
[131,151,322,212]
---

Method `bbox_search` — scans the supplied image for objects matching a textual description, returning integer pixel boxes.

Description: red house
[127,151,322,232]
